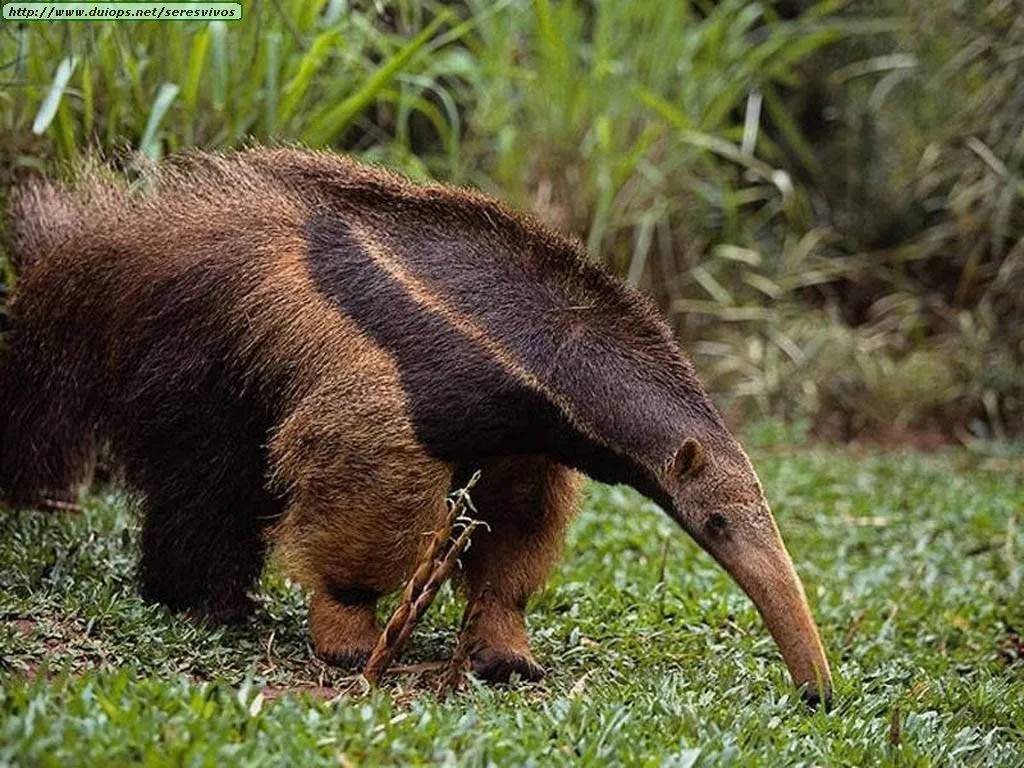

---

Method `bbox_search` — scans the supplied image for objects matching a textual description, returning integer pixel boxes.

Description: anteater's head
[655,433,832,709]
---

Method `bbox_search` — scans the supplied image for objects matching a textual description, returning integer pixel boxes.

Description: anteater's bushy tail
[6,177,84,275]
[2,179,74,505]
[1,170,117,507]
[6,156,130,276]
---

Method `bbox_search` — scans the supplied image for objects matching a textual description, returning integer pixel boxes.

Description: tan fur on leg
[269,384,453,669]
[309,591,381,668]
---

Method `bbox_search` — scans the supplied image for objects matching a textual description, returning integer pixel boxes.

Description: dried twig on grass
[362,473,483,685]
[40,498,83,513]
[436,592,486,700]
[1,497,83,514]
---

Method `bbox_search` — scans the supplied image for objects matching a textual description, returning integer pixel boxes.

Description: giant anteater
[0,148,831,705]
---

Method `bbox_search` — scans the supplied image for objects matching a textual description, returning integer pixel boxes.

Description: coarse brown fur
[0,148,830,702]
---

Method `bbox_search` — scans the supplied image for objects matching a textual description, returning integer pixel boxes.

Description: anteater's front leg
[308,586,383,668]
[457,457,581,682]
[270,393,453,669]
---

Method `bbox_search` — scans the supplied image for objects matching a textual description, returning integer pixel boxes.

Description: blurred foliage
[0,0,1020,438]
[753,0,1024,441]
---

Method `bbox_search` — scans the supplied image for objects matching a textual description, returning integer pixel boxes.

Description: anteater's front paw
[470,646,545,683]
[309,591,381,671]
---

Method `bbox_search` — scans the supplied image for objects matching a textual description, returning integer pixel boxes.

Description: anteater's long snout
[714,521,832,709]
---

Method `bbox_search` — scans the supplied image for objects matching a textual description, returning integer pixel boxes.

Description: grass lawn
[1,434,1022,766]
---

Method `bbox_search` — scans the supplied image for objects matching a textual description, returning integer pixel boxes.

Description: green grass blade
[80,56,94,139]
[183,27,211,113]
[279,29,343,125]
[322,0,347,26]
[210,21,228,114]
[140,83,180,161]
[32,57,76,135]
[302,12,450,147]
[263,30,282,138]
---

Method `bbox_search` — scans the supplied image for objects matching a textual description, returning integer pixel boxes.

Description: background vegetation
[1,0,1021,439]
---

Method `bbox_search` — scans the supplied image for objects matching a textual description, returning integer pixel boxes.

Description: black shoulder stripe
[303,213,561,459]
[301,212,663,498]
[361,212,709,459]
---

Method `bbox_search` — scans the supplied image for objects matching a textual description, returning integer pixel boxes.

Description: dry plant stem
[363,563,438,683]
[388,521,480,654]
[437,596,485,700]
[364,517,455,680]
[389,661,448,675]
[40,498,82,513]
[1,498,83,514]
[363,475,481,685]
[363,518,481,683]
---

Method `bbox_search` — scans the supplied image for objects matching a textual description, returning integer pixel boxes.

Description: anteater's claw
[470,647,545,683]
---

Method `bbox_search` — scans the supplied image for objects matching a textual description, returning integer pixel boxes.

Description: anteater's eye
[706,513,729,537]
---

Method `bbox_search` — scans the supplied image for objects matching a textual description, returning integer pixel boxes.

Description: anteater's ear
[672,437,705,479]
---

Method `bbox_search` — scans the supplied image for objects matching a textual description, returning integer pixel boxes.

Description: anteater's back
[1,148,702,509]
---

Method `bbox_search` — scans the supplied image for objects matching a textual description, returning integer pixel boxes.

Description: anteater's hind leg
[126,435,281,625]
[270,390,453,669]
[456,457,581,682]
[138,487,280,625]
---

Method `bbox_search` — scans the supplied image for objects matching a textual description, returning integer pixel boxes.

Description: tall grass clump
[1,0,1020,439]
[0,0,843,346]
[0,0,472,315]
[721,0,1024,439]
[0,1,471,169]
[460,0,845,273]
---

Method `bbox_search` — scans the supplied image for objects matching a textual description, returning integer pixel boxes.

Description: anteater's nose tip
[800,686,833,712]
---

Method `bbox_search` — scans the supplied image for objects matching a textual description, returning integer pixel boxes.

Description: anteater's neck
[298,160,727,497]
